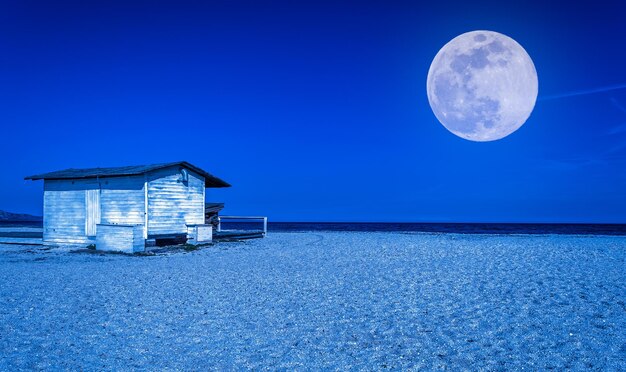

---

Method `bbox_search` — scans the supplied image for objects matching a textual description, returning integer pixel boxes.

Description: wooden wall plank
[147,166,205,236]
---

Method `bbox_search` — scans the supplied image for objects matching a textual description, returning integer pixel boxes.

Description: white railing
[217,216,268,236]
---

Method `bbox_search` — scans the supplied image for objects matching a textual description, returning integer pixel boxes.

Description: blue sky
[1,0,626,222]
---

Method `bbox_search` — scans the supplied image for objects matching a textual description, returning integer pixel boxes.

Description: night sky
[1,0,626,222]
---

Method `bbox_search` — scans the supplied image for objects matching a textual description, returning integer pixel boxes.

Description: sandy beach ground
[0,232,624,370]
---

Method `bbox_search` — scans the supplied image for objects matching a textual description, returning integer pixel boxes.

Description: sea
[3,220,626,236]
[268,222,626,235]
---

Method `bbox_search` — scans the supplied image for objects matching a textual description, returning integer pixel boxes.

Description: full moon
[426,30,538,141]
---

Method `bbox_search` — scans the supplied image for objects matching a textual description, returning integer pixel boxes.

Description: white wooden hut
[25,161,230,251]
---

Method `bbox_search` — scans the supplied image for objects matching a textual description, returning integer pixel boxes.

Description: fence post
[263,217,268,235]
[217,217,221,232]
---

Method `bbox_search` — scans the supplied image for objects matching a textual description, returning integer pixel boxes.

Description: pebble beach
[0,232,624,370]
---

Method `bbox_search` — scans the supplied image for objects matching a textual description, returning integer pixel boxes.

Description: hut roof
[25,161,231,188]
[205,202,225,214]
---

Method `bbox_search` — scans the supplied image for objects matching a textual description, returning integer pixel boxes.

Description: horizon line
[270,221,626,225]
[2,219,626,225]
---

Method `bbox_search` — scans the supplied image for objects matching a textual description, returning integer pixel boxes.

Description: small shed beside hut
[25,161,230,252]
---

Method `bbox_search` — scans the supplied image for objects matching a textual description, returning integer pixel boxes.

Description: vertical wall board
[85,189,100,237]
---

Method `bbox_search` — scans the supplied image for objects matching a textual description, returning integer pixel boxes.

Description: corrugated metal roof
[25,161,231,188]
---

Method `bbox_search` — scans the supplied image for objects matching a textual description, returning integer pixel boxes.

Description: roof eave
[205,179,231,188]
[24,161,232,187]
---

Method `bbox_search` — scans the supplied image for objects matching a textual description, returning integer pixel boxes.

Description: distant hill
[0,210,42,222]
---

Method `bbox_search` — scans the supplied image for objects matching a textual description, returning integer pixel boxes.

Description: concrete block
[96,224,145,253]
[187,224,212,244]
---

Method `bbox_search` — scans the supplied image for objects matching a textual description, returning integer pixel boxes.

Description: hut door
[85,189,101,237]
